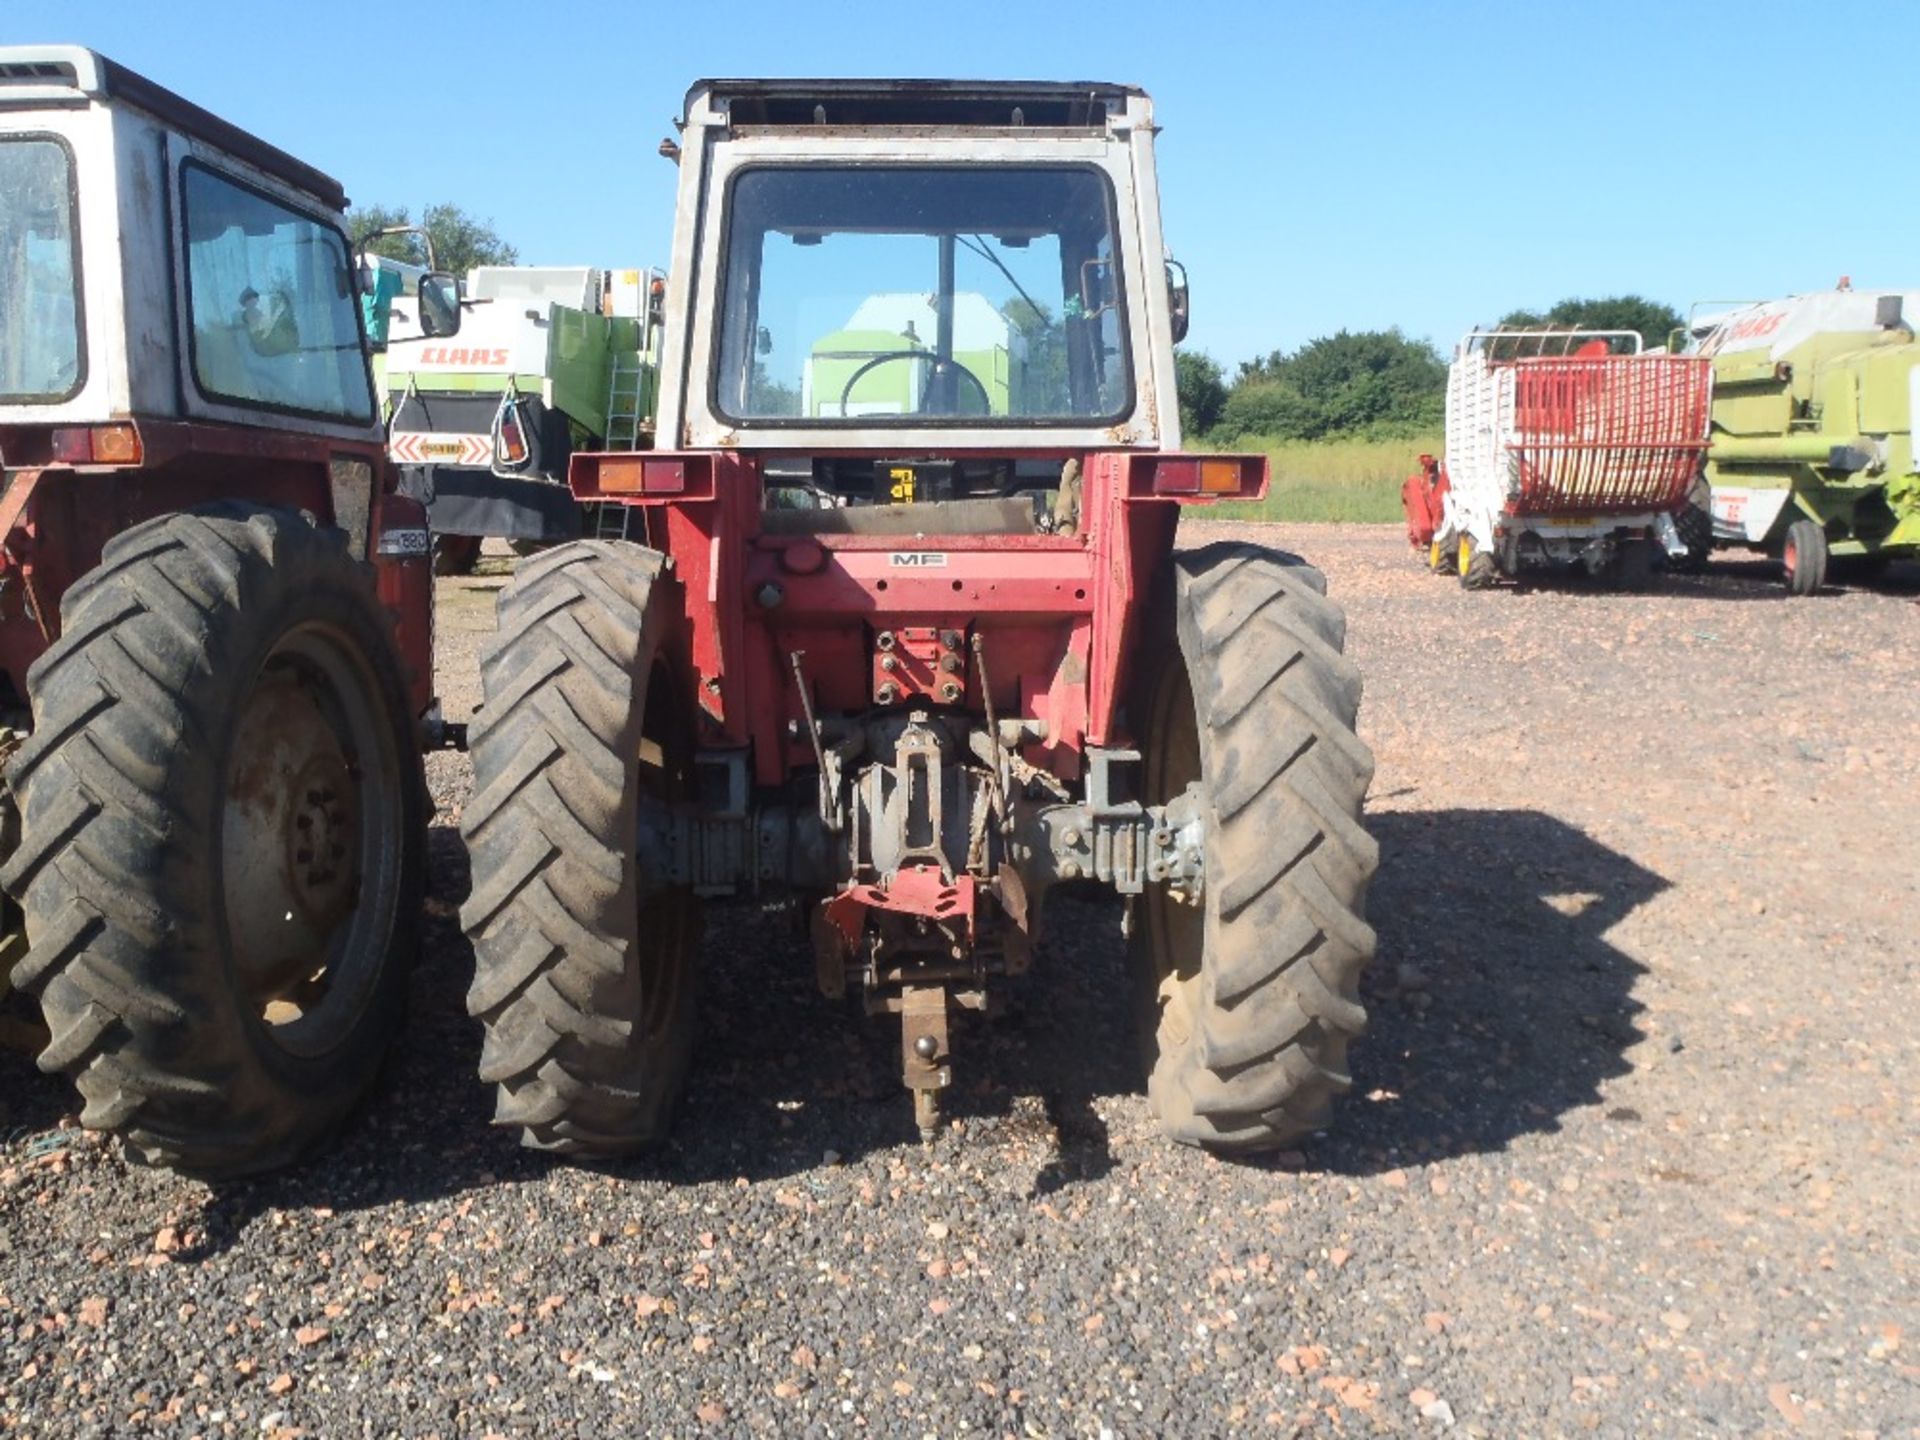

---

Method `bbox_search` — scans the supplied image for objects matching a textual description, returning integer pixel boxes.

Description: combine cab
[1691,286,1920,594]
[460,80,1380,1153]
[1404,330,1713,587]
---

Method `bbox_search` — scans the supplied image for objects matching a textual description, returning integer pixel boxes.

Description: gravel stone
[1,529,1914,1436]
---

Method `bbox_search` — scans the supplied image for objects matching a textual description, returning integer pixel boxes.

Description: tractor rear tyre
[461,541,699,1154]
[1782,518,1828,596]
[2,506,423,1178]
[1131,542,1378,1152]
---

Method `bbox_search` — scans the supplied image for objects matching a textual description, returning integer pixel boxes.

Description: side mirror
[418,272,461,338]
[1166,260,1190,345]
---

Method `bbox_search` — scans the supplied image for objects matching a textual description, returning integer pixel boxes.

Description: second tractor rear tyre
[461,541,700,1154]
[1131,542,1379,1151]
[2,506,424,1178]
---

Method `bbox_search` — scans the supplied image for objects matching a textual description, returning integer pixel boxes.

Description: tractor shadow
[1300,807,1665,1176]
[643,805,1669,1187]
[169,804,1667,1252]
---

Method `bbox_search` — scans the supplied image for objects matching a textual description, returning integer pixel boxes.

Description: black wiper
[957,233,1049,326]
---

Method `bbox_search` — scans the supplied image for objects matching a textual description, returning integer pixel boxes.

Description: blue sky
[9,0,1916,370]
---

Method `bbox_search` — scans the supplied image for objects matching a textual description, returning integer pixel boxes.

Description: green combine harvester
[1693,285,1920,593]
[365,261,663,572]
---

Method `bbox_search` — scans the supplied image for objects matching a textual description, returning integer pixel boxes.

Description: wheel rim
[1457,536,1473,576]
[1784,538,1798,577]
[1428,539,1443,570]
[1141,663,1204,1050]
[221,622,403,1059]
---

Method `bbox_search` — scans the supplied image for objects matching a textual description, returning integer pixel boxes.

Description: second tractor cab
[461,79,1379,1153]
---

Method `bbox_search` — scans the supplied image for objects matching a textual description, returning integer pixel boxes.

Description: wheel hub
[222,647,381,1032]
[286,753,358,929]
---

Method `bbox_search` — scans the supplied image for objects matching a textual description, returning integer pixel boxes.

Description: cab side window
[182,164,372,422]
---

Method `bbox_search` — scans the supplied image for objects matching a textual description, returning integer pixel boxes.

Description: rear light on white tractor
[49,423,143,466]
[1142,455,1263,500]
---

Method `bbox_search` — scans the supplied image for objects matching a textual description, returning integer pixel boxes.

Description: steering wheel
[837,351,992,417]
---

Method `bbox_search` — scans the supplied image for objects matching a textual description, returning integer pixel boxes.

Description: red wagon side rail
[1506,354,1713,515]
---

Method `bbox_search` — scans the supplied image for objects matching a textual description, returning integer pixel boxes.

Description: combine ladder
[595,350,650,541]
[604,352,647,451]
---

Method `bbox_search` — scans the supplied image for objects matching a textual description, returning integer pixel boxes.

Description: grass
[1200,431,1441,524]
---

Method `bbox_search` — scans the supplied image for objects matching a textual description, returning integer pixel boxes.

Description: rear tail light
[495,407,529,468]
[598,457,686,495]
[49,424,143,466]
[1145,455,1260,499]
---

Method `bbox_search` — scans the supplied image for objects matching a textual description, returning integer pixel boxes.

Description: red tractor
[0,49,458,1175]
[461,81,1379,1152]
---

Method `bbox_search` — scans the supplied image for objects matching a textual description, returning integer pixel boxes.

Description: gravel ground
[1,527,1915,1438]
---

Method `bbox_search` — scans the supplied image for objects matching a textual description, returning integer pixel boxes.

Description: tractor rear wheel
[1131,542,1378,1152]
[461,541,699,1154]
[1782,518,1828,596]
[1,506,423,1177]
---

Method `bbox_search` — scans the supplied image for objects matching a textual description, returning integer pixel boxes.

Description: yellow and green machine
[366,262,661,571]
[803,292,1020,418]
[1696,286,1920,593]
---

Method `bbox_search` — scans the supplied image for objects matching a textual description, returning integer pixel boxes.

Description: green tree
[346,202,519,274]
[1004,297,1068,415]
[1217,329,1446,441]
[1174,350,1228,438]
[1497,294,1685,353]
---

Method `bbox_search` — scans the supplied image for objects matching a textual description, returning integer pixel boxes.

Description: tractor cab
[0,47,456,454]
[635,80,1205,519]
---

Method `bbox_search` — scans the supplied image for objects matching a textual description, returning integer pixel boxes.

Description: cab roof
[0,44,348,210]
[685,78,1147,131]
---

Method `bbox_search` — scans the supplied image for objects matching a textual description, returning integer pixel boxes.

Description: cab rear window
[0,135,84,403]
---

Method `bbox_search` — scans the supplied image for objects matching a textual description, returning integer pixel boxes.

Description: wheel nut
[877,681,900,704]
[1061,860,1081,879]
[940,681,962,702]
[755,581,785,609]
[939,654,963,674]
[876,631,896,651]
[880,654,898,673]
